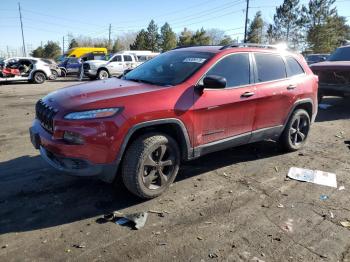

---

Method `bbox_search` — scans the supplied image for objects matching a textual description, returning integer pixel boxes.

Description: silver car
[0,57,53,84]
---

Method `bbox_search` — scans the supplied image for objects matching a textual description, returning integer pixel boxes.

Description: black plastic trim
[116,118,193,165]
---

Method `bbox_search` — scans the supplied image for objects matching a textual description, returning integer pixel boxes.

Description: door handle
[287,84,297,90]
[241,91,255,98]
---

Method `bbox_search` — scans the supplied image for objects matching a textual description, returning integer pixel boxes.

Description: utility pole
[18,2,26,56]
[243,0,250,43]
[62,36,65,55]
[108,24,112,50]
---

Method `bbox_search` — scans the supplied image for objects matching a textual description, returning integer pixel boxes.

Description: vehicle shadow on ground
[0,140,282,235]
[316,97,350,122]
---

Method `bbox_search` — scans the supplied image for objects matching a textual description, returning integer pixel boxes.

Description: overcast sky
[1,0,350,55]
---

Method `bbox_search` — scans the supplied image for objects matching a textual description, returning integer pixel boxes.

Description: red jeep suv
[30,44,318,199]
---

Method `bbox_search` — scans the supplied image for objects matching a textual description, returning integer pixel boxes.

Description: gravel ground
[0,79,349,262]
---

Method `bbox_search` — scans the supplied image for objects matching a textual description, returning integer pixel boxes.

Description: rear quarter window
[286,56,304,77]
[254,53,286,82]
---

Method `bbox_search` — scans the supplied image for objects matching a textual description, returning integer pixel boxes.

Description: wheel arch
[31,69,48,80]
[118,119,193,164]
[97,67,110,74]
[284,98,314,128]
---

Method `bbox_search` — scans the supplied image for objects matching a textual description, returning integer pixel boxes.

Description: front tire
[97,69,109,80]
[122,133,180,199]
[280,109,310,151]
[32,72,46,84]
[50,69,58,80]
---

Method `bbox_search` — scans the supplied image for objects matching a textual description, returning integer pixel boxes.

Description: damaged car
[0,57,52,84]
[310,45,350,101]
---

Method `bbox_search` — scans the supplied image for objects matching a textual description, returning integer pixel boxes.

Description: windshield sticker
[183,58,206,63]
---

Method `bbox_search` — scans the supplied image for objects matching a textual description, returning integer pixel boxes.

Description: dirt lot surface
[0,79,349,262]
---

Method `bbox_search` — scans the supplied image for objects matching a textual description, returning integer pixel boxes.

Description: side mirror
[321,57,327,61]
[203,75,227,89]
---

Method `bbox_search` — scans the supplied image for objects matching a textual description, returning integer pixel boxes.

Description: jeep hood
[310,61,350,71]
[44,78,167,111]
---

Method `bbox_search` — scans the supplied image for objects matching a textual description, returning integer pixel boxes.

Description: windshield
[123,50,214,86]
[328,47,350,61]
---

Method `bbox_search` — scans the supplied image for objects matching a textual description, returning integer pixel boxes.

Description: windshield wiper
[126,78,162,86]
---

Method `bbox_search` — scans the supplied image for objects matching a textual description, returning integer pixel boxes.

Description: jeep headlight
[64,108,122,120]
[90,64,97,69]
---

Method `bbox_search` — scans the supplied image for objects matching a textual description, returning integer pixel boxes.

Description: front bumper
[29,116,125,182]
[39,145,117,180]
[84,69,97,77]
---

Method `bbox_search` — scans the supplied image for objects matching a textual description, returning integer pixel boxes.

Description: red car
[30,44,318,198]
[310,45,350,101]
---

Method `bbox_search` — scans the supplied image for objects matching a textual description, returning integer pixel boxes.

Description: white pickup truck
[83,51,159,80]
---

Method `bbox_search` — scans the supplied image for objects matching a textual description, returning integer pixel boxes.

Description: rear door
[123,55,134,71]
[193,52,257,146]
[252,53,300,136]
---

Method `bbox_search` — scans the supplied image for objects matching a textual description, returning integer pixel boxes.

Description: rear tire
[280,109,310,152]
[32,72,46,84]
[122,133,180,199]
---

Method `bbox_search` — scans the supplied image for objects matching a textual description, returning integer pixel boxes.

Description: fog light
[63,131,84,144]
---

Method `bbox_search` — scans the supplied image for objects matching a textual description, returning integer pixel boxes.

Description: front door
[66,58,80,73]
[193,53,257,147]
[107,55,123,75]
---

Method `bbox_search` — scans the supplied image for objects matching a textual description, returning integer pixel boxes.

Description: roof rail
[172,45,221,50]
[219,43,279,50]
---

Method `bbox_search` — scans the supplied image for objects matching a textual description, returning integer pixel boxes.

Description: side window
[111,55,122,62]
[205,53,250,88]
[254,53,286,82]
[286,56,304,77]
[123,55,132,62]
[68,58,78,64]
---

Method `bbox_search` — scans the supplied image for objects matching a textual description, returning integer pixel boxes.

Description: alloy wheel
[142,144,176,190]
[289,115,309,146]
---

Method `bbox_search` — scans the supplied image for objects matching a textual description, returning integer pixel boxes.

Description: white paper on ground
[287,167,337,188]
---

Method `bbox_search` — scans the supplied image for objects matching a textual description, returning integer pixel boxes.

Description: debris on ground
[320,194,329,201]
[338,185,345,191]
[197,236,203,240]
[208,252,219,258]
[274,166,279,172]
[318,104,332,109]
[65,249,71,253]
[340,221,350,228]
[277,203,284,208]
[116,212,148,230]
[102,211,149,229]
[72,244,86,249]
[148,210,170,217]
[2,244,8,249]
[104,211,124,221]
[287,167,337,188]
[330,211,334,219]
